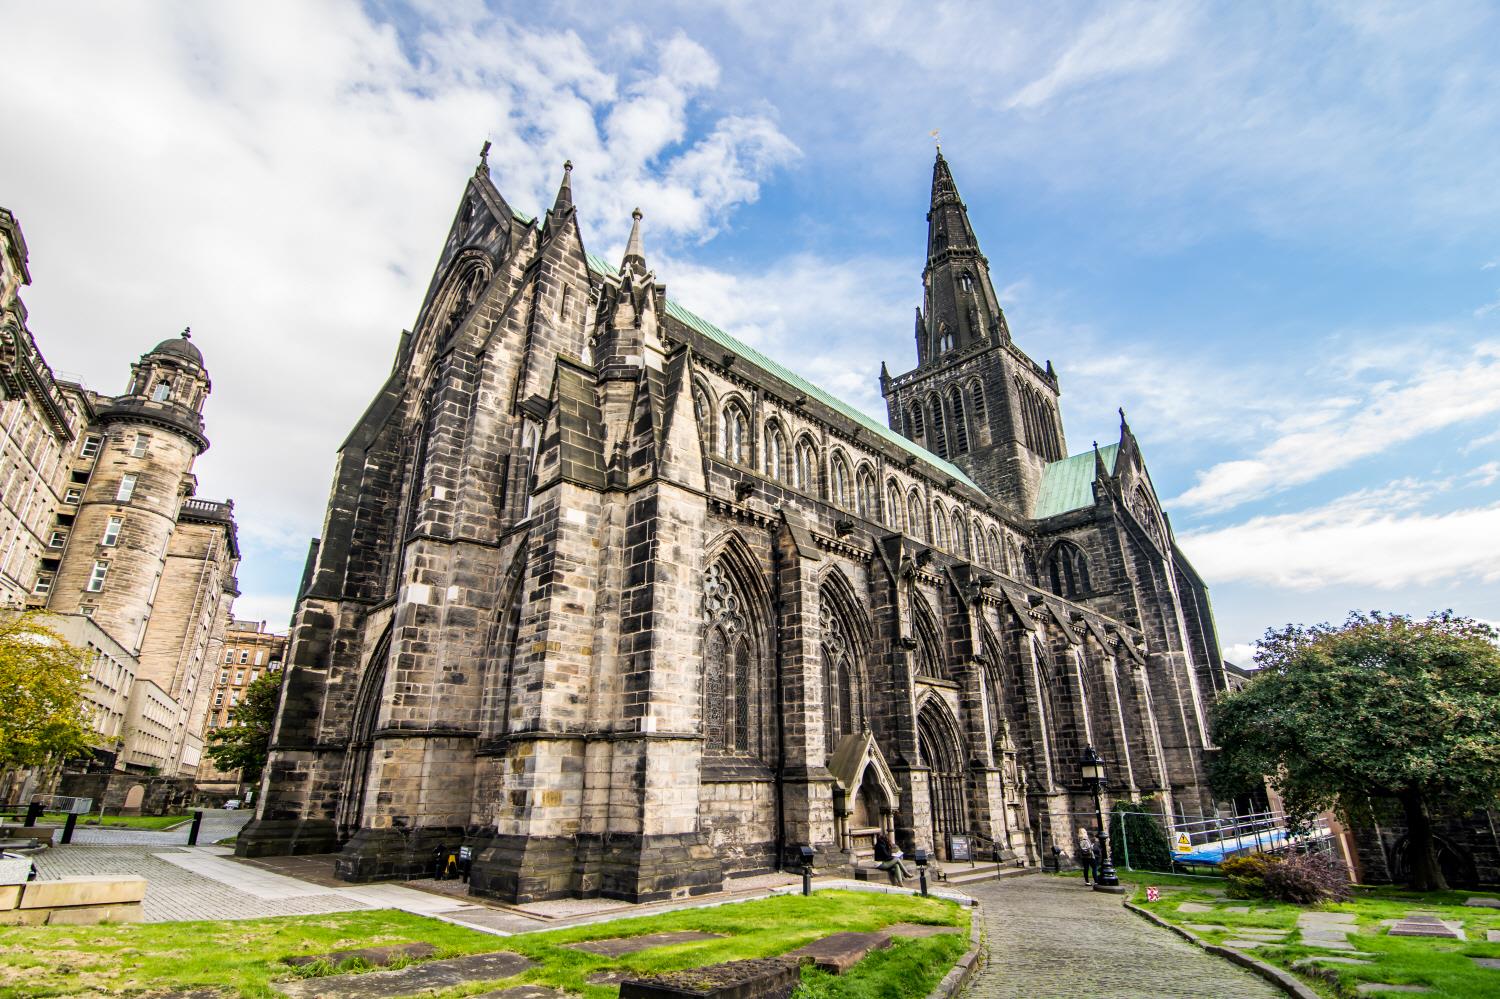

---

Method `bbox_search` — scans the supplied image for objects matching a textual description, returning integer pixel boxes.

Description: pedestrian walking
[1077,829,1098,885]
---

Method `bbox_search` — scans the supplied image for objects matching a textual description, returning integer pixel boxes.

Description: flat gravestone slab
[1184,923,1223,932]
[1294,956,1373,967]
[1354,986,1432,995]
[470,989,569,999]
[882,923,964,938]
[1464,897,1500,908]
[1473,958,1500,971]
[784,931,893,974]
[1222,939,1278,949]
[1177,902,1213,913]
[567,931,725,957]
[1219,905,1252,914]
[277,951,535,999]
[1203,888,1226,897]
[620,957,799,999]
[1489,930,1500,943]
[284,943,437,968]
[1389,921,1461,939]
[587,971,633,986]
[1235,927,1290,937]
[1301,912,1358,924]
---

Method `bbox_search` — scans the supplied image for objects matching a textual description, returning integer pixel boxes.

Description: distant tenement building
[242,152,1232,902]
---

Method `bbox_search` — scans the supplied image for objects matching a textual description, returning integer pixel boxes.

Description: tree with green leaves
[205,668,283,782]
[1211,611,1500,892]
[0,612,91,779]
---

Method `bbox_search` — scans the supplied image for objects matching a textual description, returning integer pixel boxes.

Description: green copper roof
[584,253,982,493]
[1034,444,1118,519]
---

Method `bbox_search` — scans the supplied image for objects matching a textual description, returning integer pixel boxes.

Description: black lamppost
[800,844,815,896]
[1080,745,1121,889]
[913,848,930,896]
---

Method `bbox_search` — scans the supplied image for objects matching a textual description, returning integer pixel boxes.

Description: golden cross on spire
[929,128,941,150]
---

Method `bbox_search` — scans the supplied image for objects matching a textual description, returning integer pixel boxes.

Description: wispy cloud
[1173,340,1500,511]
[1006,2,1195,110]
[1178,478,1500,590]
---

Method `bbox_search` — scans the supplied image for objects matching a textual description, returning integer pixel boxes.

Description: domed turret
[146,328,205,368]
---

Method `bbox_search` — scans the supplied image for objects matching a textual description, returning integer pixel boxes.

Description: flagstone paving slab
[1472,957,1500,970]
[1178,902,1214,913]
[1354,986,1432,995]
[1463,897,1500,908]
[1489,929,1500,942]
[470,988,568,999]
[564,931,725,956]
[283,943,436,968]
[784,931,893,974]
[1294,956,1373,968]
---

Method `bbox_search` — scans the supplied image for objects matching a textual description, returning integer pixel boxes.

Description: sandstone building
[242,151,1231,903]
[199,618,287,793]
[0,204,240,784]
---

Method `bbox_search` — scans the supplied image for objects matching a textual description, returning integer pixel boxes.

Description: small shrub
[1221,852,1282,898]
[1261,851,1350,904]
[1110,800,1174,872]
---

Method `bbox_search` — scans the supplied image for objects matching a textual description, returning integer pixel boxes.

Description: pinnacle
[623,207,646,268]
[551,159,573,212]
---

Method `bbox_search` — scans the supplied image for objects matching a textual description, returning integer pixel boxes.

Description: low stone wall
[0,876,146,925]
[57,773,194,816]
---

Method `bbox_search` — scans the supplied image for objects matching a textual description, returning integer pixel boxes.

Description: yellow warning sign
[1174,832,1192,854]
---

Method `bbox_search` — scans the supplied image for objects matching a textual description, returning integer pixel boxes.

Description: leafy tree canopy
[0,612,92,769]
[1211,611,1500,890]
[205,668,283,780]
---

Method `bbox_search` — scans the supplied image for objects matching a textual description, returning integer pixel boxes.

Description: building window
[1045,540,1091,599]
[116,473,137,502]
[225,648,234,664]
[234,670,244,684]
[219,671,228,685]
[151,382,171,402]
[64,487,82,504]
[102,516,123,546]
[248,670,258,684]
[239,650,249,664]
[80,605,95,618]
[131,433,151,458]
[793,436,818,493]
[214,692,223,707]
[32,572,53,596]
[86,560,109,592]
[830,453,852,509]
[764,422,788,482]
[80,435,102,459]
[720,401,749,464]
[47,530,66,549]
[255,649,264,665]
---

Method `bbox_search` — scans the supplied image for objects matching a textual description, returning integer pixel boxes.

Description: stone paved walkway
[963,875,1282,999]
[61,807,251,846]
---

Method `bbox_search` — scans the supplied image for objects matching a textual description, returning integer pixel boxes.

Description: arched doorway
[336,627,390,842]
[918,699,970,860]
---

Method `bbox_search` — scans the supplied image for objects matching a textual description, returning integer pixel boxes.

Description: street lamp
[799,844,815,896]
[913,848,930,896]
[1079,746,1121,890]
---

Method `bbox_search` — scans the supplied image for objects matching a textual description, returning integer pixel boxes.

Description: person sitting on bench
[874,832,912,885]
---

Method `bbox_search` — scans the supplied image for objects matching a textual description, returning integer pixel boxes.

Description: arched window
[947,386,968,455]
[794,435,819,493]
[960,271,974,293]
[887,480,904,531]
[908,489,926,541]
[830,452,852,509]
[909,403,925,441]
[912,602,944,680]
[764,421,788,482]
[927,395,947,458]
[151,381,171,402]
[704,561,757,755]
[720,400,750,464]
[1045,540,1091,598]
[855,464,878,519]
[693,383,714,451]
[1133,485,1164,545]
[952,515,969,560]
[820,601,861,750]
[989,528,1004,572]
[931,504,948,550]
[969,380,986,424]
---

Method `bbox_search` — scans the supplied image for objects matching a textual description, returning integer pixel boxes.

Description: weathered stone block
[42,902,145,925]
[19,877,146,909]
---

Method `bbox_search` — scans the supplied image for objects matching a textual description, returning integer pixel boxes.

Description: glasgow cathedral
[239,149,1231,903]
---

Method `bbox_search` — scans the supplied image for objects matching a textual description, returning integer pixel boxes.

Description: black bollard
[799,843,815,897]
[914,848,929,897]
[24,801,42,827]
[188,810,203,846]
[62,812,78,845]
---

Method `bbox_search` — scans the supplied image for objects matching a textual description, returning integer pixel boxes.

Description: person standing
[1077,829,1098,885]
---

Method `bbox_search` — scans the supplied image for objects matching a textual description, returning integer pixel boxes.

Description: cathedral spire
[919,150,1008,364]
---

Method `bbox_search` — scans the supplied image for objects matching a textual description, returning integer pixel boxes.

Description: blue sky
[3,1,1498,662]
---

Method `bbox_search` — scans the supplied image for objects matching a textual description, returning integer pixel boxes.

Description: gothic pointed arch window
[703,560,759,755]
[931,503,948,550]
[952,514,969,561]
[1132,484,1165,546]
[855,463,878,519]
[831,451,853,509]
[909,402,925,443]
[989,528,1005,572]
[438,260,491,341]
[887,480,905,532]
[968,379,986,424]
[820,598,862,751]
[764,420,788,482]
[907,489,926,541]
[794,435,819,493]
[720,399,750,464]
[959,271,974,294]
[927,395,947,457]
[912,601,945,680]
[693,382,714,450]
[946,386,969,455]
[1045,539,1091,599]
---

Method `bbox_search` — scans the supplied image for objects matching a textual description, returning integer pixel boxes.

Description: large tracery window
[887,480,904,531]
[952,516,969,561]
[931,504,949,550]
[1045,540,1091,599]
[765,421,788,482]
[855,464,878,519]
[908,489,926,541]
[831,452,853,509]
[927,395,947,457]
[794,436,819,493]
[912,603,945,680]
[820,602,860,751]
[703,562,756,755]
[947,386,969,455]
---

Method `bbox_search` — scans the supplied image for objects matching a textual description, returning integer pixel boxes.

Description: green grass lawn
[1133,875,1500,998]
[0,889,967,999]
[38,811,191,830]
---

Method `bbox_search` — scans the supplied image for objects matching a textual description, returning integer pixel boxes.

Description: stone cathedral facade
[240,150,1231,903]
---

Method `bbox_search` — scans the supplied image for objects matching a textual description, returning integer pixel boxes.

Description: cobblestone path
[60,807,251,846]
[963,875,1282,999]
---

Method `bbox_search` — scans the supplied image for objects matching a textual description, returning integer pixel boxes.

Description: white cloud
[1178,479,1500,590]
[1173,341,1500,511]
[1221,642,1257,667]
[1007,2,1195,110]
[0,2,797,625]
[1476,292,1500,318]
